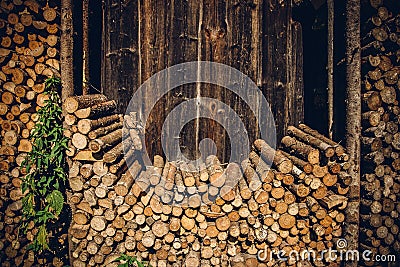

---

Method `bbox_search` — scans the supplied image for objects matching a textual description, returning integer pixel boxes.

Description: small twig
[83,81,102,93]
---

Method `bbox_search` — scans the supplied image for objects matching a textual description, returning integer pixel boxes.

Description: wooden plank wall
[102,0,304,163]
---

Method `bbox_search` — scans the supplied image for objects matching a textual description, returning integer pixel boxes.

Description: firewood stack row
[0,0,67,266]
[359,1,400,263]
[66,106,350,267]
[63,94,144,266]
[268,124,351,266]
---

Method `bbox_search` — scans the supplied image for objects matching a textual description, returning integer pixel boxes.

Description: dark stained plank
[102,0,139,113]
[224,0,263,163]
[261,0,304,142]
[198,0,229,163]
[140,0,175,161]
[163,0,200,162]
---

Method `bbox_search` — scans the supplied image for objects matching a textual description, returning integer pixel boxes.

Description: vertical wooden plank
[162,0,178,161]
[224,0,263,163]
[285,16,293,129]
[102,0,139,112]
[197,0,228,162]
[258,0,304,157]
[141,0,170,161]
[117,0,139,112]
[102,0,120,102]
[164,0,200,161]
[263,0,290,140]
[134,0,203,163]
[251,0,263,87]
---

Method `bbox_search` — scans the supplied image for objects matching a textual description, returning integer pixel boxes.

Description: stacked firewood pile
[360,0,400,262]
[268,125,351,267]
[0,0,68,266]
[64,94,145,266]
[65,94,350,267]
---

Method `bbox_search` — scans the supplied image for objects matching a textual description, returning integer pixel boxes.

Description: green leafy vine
[114,254,150,267]
[21,77,69,252]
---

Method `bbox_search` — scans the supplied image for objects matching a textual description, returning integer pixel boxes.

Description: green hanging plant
[21,77,69,252]
[113,254,150,267]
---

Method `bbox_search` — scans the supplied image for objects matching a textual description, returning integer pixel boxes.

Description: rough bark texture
[82,0,89,95]
[61,0,74,100]
[344,0,361,264]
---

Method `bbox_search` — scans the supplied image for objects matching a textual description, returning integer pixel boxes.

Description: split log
[64,94,108,113]
[75,100,117,119]
[114,160,142,196]
[281,136,320,164]
[253,139,293,173]
[89,129,123,153]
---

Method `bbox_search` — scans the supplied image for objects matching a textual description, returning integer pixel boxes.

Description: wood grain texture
[101,0,304,163]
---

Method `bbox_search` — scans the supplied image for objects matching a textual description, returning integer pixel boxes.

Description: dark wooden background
[101,0,303,163]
